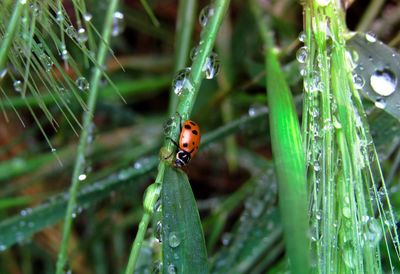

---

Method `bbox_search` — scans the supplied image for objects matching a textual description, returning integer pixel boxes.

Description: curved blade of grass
[250,1,309,273]
[162,167,208,274]
[211,167,282,274]
[347,32,400,120]
[0,156,157,251]
[125,0,231,271]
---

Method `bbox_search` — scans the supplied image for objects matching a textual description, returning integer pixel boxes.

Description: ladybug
[167,117,201,167]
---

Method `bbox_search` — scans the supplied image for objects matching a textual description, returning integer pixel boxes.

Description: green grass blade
[162,167,208,274]
[56,0,121,271]
[250,2,310,273]
[0,156,157,251]
[168,0,197,115]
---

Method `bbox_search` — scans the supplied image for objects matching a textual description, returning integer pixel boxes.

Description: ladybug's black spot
[190,121,196,126]
[192,142,195,145]
[192,130,198,135]
[184,124,191,130]
[183,143,188,148]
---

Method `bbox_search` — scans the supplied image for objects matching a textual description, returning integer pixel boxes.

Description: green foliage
[0,0,400,273]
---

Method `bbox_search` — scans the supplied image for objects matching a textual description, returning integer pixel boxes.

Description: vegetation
[0,0,399,273]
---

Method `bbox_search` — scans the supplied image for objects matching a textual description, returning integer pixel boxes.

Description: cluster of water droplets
[170,4,220,97]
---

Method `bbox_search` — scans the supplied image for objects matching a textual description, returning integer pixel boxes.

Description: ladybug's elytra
[168,117,201,167]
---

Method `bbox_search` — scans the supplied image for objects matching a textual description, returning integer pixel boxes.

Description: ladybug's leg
[166,137,180,149]
[175,112,183,132]
[164,137,179,160]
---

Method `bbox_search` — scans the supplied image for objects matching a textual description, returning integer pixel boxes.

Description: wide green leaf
[162,167,208,274]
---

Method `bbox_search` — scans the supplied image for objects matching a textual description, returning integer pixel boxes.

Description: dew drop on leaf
[13,80,23,93]
[66,25,76,39]
[365,32,377,43]
[199,5,214,28]
[83,13,93,22]
[374,97,387,109]
[75,77,90,92]
[56,10,64,22]
[172,67,191,96]
[298,31,306,42]
[370,68,396,96]
[352,73,364,89]
[40,54,53,72]
[296,46,308,63]
[167,264,177,274]
[77,28,88,43]
[78,173,87,181]
[203,52,220,79]
[168,232,181,248]
[112,11,125,37]
[190,46,199,61]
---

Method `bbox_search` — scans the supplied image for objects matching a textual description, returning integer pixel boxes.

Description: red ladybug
[168,118,201,167]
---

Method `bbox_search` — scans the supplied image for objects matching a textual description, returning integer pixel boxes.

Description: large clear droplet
[203,52,220,79]
[199,5,215,27]
[112,11,125,37]
[370,68,397,96]
[13,80,23,93]
[296,46,308,63]
[168,232,181,248]
[172,67,191,96]
[75,77,90,92]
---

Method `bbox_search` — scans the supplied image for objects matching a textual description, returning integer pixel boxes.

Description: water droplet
[66,25,76,39]
[370,68,397,96]
[342,206,351,218]
[40,54,53,72]
[0,68,7,79]
[365,32,377,43]
[221,233,232,246]
[315,210,322,220]
[60,45,69,61]
[56,11,64,22]
[374,97,387,109]
[112,11,125,37]
[298,31,306,42]
[316,0,330,6]
[199,5,215,27]
[342,243,356,269]
[296,46,308,63]
[203,52,220,79]
[83,13,93,22]
[78,173,87,181]
[190,46,199,61]
[172,67,191,96]
[51,148,56,152]
[352,74,364,89]
[77,28,88,43]
[29,3,41,16]
[167,264,177,274]
[75,77,90,92]
[168,232,181,248]
[155,221,162,242]
[13,80,23,93]
[20,0,27,4]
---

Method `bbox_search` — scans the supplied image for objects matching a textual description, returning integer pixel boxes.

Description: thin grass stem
[55,0,120,272]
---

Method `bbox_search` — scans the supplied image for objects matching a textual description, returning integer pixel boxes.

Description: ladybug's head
[175,150,191,167]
